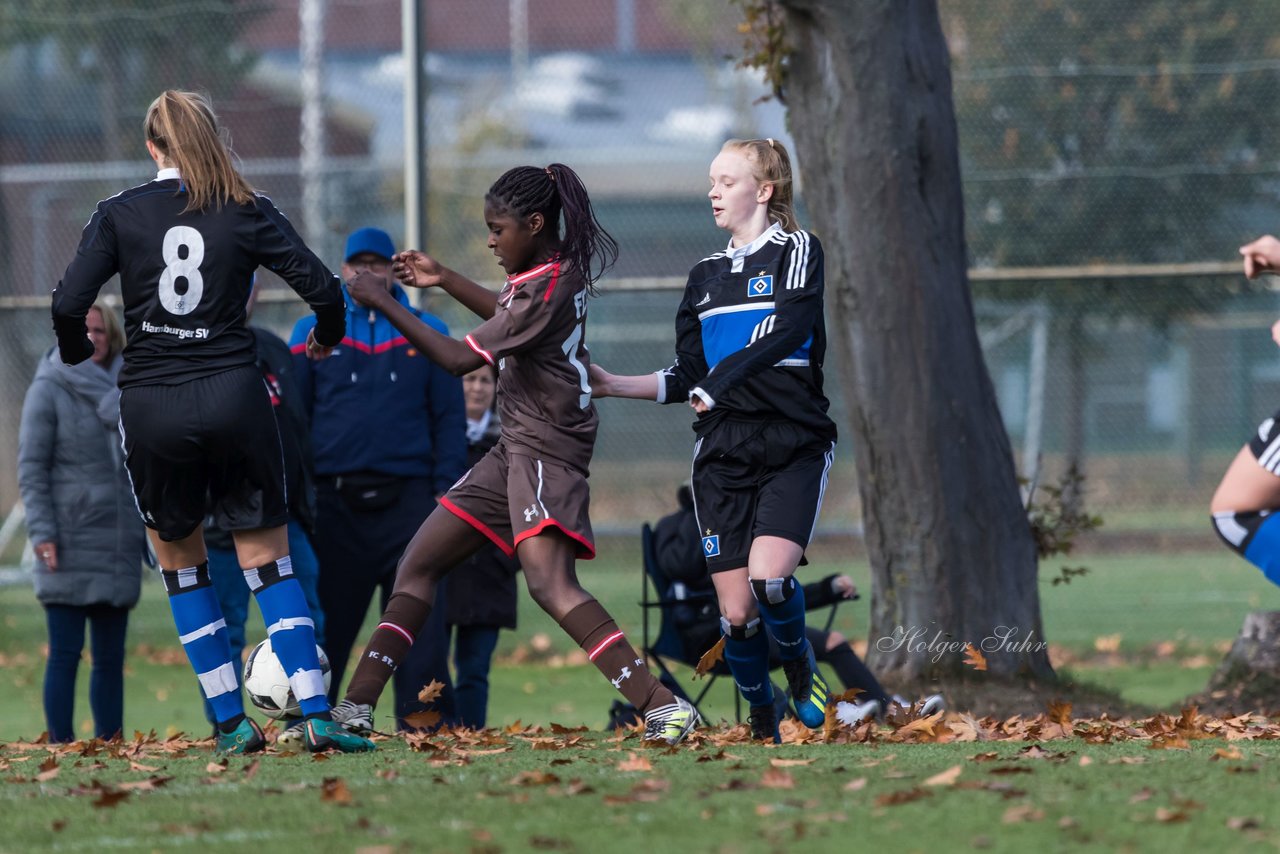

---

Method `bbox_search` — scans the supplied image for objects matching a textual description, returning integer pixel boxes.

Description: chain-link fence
[2,0,1279,542]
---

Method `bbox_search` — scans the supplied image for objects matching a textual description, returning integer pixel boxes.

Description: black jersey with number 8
[51,173,345,388]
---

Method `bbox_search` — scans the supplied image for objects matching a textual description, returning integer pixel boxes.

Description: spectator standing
[444,365,520,729]
[290,227,467,728]
[19,301,147,742]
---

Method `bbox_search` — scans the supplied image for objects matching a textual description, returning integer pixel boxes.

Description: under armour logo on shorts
[524,504,539,522]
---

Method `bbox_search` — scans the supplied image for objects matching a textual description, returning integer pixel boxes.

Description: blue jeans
[452,625,500,729]
[43,603,130,742]
[201,520,325,724]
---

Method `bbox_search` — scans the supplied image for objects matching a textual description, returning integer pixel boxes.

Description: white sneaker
[835,698,881,726]
[891,693,946,717]
[642,697,699,745]
[330,699,375,735]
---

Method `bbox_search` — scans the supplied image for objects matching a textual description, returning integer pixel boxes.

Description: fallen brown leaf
[617,753,653,772]
[924,765,962,787]
[769,758,816,768]
[320,777,353,805]
[402,710,441,731]
[1002,804,1044,824]
[760,768,795,789]
[417,680,446,704]
[963,643,988,671]
[508,770,560,786]
[843,777,867,792]
[694,637,725,678]
[874,788,931,807]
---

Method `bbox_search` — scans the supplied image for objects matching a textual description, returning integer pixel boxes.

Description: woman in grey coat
[18,301,146,742]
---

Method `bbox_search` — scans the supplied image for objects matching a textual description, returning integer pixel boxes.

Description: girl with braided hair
[333,163,698,743]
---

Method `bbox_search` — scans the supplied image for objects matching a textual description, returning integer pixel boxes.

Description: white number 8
[158,226,205,316]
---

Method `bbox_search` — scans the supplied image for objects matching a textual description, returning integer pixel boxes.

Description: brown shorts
[439,441,596,559]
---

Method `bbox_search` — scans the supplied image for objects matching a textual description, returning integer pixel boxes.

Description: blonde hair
[89,300,127,362]
[144,90,255,213]
[721,137,798,233]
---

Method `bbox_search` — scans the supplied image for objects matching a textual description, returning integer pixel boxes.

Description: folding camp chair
[638,522,845,724]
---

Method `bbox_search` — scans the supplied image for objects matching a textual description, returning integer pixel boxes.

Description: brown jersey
[464,258,598,472]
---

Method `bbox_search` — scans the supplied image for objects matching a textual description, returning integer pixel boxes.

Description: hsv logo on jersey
[702,534,720,557]
[747,273,773,297]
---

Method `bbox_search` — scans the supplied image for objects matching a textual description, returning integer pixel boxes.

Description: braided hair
[486,163,619,294]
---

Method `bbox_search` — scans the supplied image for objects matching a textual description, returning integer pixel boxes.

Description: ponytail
[721,138,799,233]
[486,163,619,294]
[144,90,255,213]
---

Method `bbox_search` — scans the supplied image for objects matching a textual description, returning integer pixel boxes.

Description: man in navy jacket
[291,227,466,729]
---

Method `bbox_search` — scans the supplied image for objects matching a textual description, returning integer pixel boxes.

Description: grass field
[2,542,1279,851]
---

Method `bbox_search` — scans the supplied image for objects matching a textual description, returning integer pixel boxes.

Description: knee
[1212,510,1254,556]
[719,601,758,628]
[825,631,846,651]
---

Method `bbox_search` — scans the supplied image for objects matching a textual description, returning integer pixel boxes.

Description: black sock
[216,712,246,734]
[822,643,891,706]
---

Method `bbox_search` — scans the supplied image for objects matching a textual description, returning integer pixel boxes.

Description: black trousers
[314,475,456,728]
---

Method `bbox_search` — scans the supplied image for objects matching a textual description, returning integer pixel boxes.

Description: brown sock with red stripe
[560,599,675,714]
[344,592,431,707]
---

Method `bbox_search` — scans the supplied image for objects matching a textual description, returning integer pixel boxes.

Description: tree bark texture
[781,0,1053,682]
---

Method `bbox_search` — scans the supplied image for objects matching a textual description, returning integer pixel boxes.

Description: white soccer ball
[243,637,331,720]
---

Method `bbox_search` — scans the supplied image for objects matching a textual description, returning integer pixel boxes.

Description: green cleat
[214,717,267,755]
[304,717,377,753]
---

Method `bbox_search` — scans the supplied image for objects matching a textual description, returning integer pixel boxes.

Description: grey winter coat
[17,348,146,608]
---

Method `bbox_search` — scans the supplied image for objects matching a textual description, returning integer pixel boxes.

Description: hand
[588,363,611,397]
[35,541,58,571]
[831,574,858,599]
[392,250,445,289]
[1240,235,1280,279]
[346,270,391,309]
[1271,318,1280,349]
[690,397,709,413]
[304,327,333,361]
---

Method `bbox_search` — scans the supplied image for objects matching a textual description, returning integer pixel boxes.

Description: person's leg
[453,625,501,729]
[202,545,250,726]
[1211,444,1280,583]
[313,484,381,704]
[86,605,130,740]
[43,604,86,743]
[391,573,457,730]
[232,526,326,718]
[286,520,325,648]
[811,627,891,706]
[522,531,685,734]
[152,528,249,732]
[341,506,487,711]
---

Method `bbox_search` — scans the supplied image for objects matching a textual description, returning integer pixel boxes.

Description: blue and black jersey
[656,223,836,441]
[51,167,345,388]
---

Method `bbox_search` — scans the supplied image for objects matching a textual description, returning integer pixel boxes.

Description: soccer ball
[242,638,331,719]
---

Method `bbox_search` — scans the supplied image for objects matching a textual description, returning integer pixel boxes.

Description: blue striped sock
[752,576,809,660]
[164,564,243,724]
[722,618,774,707]
[247,557,328,717]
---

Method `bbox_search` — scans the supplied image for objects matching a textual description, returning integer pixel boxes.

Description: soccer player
[325,163,699,744]
[1211,235,1280,586]
[49,89,374,754]
[591,138,837,743]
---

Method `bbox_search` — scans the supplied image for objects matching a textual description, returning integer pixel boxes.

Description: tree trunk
[781,0,1053,684]
[1201,612,1280,713]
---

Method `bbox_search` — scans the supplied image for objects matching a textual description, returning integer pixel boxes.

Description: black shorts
[690,419,836,573]
[119,366,287,542]
[1248,407,1280,473]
